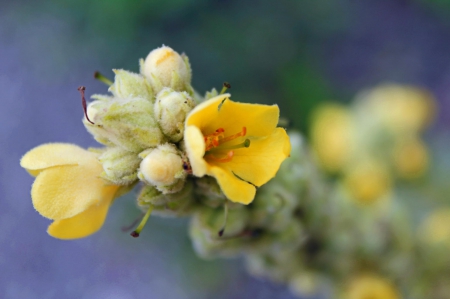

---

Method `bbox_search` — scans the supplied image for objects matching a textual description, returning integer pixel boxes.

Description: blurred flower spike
[20,143,121,239]
[184,94,291,204]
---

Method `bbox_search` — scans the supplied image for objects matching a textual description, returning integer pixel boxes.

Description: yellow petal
[31,161,106,220]
[216,128,291,187]
[184,125,207,176]
[186,94,280,137]
[20,143,96,176]
[208,165,256,204]
[47,185,117,239]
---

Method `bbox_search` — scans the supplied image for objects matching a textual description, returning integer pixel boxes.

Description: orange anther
[207,151,234,163]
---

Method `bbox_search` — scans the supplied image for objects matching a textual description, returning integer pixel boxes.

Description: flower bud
[154,88,195,142]
[108,69,153,101]
[189,206,249,258]
[142,46,192,94]
[98,147,141,185]
[138,143,186,193]
[138,181,195,217]
[83,97,164,152]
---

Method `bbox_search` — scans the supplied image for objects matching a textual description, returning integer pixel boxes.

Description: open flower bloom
[20,143,121,239]
[184,94,291,204]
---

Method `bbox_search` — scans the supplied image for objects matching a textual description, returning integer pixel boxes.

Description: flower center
[203,127,250,162]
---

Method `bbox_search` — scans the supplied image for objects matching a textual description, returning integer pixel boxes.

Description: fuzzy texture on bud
[98,147,141,185]
[138,181,195,217]
[138,143,186,193]
[84,97,164,152]
[109,69,153,101]
[142,46,192,94]
[154,88,195,142]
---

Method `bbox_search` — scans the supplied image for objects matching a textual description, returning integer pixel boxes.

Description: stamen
[130,205,154,238]
[121,213,144,232]
[204,128,225,151]
[220,127,246,143]
[77,86,94,124]
[220,82,231,94]
[208,139,251,153]
[208,151,234,163]
[218,201,229,237]
[94,71,113,86]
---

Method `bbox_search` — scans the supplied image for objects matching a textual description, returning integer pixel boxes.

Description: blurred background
[1,0,450,298]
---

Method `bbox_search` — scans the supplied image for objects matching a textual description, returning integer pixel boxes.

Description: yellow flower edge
[184,94,291,205]
[20,143,120,239]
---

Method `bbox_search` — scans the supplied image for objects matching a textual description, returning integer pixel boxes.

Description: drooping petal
[186,94,280,137]
[47,185,118,239]
[207,165,256,204]
[184,125,207,176]
[217,128,291,187]
[31,161,106,220]
[20,143,97,176]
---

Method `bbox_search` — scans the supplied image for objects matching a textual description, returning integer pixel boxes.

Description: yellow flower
[343,275,400,299]
[310,103,354,173]
[184,94,291,204]
[20,143,121,239]
[419,209,450,246]
[343,159,391,205]
[393,137,429,179]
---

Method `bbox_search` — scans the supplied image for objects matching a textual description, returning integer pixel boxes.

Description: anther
[220,127,246,143]
[130,205,154,238]
[208,151,234,163]
[121,213,144,232]
[77,86,94,124]
[94,71,113,86]
[220,82,231,94]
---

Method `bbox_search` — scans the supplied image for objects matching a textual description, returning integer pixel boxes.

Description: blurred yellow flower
[20,143,120,239]
[359,85,435,134]
[393,137,429,179]
[310,103,354,173]
[420,209,450,246]
[184,94,291,204]
[343,160,391,205]
[343,275,400,299]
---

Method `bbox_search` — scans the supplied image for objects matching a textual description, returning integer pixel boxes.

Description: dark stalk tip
[223,82,231,89]
[93,71,100,78]
[130,231,140,238]
[218,229,225,237]
[77,86,94,125]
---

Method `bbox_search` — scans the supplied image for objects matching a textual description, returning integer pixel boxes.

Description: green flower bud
[98,147,141,185]
[138,181,195,217]
[193,205,249,239]
[189,205,249,258]
[245,251,304,283]
[138,143,186,193]
[249,183,298,232]
[108,69,153,100]
[84,97,164,152]
[204,88,219,101]
[154,88,195,142]
[142,46,192,94]
[194,176,227,208]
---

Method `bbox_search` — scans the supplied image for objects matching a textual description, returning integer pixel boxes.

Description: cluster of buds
[82,46,197,235]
